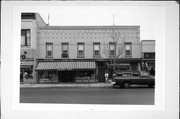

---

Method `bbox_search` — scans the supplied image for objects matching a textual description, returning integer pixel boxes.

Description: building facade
[20,13,46,83]
[141,40,155,71]
[21,13,155,84]
[35,25,142,83]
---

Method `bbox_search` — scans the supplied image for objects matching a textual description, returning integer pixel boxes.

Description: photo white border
[1,1,179,119]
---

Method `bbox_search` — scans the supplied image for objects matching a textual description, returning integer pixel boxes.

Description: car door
[140,71,153,85]
[131,72,141,84]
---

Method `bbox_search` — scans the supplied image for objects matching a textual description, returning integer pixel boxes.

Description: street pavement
[20,87,154,105]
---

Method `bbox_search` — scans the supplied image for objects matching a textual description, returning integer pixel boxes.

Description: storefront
[38,70,58,83]
[20,62,34,83]
[96,58,141,81]
[142,53,155,71]
[36,61,96,83]
[20,49,36,83]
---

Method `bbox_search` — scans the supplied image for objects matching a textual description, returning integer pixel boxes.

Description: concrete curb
[20,83,113,88]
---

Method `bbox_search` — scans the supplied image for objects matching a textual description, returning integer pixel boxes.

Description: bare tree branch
[103,28,126,73]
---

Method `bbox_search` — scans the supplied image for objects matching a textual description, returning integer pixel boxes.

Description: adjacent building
[20,13,46,83]
[141,40,155,71]
[20,13,155,84]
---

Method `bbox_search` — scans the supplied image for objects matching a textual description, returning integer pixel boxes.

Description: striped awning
[36,62,57,70]
[36,61,95,70]
[75,62,95,69]
[56,62,76,70]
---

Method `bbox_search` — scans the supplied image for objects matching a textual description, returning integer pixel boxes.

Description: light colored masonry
[37,26,141,59]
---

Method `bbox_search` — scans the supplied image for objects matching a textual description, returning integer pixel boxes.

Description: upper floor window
[61,43,69,58]
[125,42,132,57]
[109,42,116,57]
[21,13,36,19]
[144,53,155,59]
[77,43,85,58]
[93,43,100,58]
[46,43,53,58]
[21,29,30,47]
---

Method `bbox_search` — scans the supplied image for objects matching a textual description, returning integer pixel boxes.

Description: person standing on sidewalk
[105,72,109,83]
[24,72,28,80]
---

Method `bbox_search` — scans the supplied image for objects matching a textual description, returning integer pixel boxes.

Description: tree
[103,28,126,76]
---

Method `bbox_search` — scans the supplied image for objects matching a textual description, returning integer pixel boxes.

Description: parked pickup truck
[111,71,155,88]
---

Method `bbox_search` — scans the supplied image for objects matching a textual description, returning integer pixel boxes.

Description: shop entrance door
[58,71,76,82]
[20,65,33,83]
[20,68,24,83]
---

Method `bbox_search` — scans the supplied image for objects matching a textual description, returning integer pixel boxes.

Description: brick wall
[37,26,141,59]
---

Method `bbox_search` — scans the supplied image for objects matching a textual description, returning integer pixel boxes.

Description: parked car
[111,71,155,88]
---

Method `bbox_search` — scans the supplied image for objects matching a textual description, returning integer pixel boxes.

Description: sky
[38,6,163,40]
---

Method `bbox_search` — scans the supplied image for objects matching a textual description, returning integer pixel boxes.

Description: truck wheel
[119,84,124,88]
[123,82,130,88]
[113,84,116,87]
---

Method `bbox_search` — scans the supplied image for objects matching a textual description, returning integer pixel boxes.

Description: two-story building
[20,13,46,83]
[35,25,142,83]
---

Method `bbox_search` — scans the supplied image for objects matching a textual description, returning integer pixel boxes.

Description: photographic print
[20,7,156,105]
[1,1,179,119]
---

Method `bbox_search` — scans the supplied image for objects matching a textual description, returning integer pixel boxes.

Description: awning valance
[36,62,57,70]
[36,61,95,71]
[56,62,76,70]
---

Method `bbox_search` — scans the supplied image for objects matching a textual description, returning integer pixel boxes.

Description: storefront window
[76,70,95,82]
[39,71,58,83]
[20,65,33,82]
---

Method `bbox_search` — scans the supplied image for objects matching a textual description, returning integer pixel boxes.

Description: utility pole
[113,14,115,26]
[47,13,50,26]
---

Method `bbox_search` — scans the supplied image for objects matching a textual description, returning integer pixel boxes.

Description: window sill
[125,55,132,58]
[93,56,101,59]
[46,57,53,58]
[77,56,85,58]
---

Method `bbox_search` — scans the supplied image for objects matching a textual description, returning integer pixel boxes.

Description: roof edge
[38,25,140,30]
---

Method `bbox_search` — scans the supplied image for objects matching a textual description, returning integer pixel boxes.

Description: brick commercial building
[20,13,155,84]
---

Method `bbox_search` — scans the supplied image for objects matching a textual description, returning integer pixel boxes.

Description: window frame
[61,42,69,58]
[109,42,116,57]
[144,52,155,59]
[93,42,100,58]
[77,42,85,58]
[21,29,31,47]
[46,43,53,58]
[124,42,132,57]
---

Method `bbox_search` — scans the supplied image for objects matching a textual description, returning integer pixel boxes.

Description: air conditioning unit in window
[62,53,69,58]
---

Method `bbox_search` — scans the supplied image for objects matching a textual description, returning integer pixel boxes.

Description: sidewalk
[20,83,113,88]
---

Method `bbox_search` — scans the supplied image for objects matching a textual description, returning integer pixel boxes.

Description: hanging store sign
[21,61,33,65]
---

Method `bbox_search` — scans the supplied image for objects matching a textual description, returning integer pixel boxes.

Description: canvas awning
[36,61,96,71]
[36,62,57,70]
[56,62,76,70]
[75,61,95,69]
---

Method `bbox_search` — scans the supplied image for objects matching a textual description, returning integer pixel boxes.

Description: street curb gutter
[20,83,113,88]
